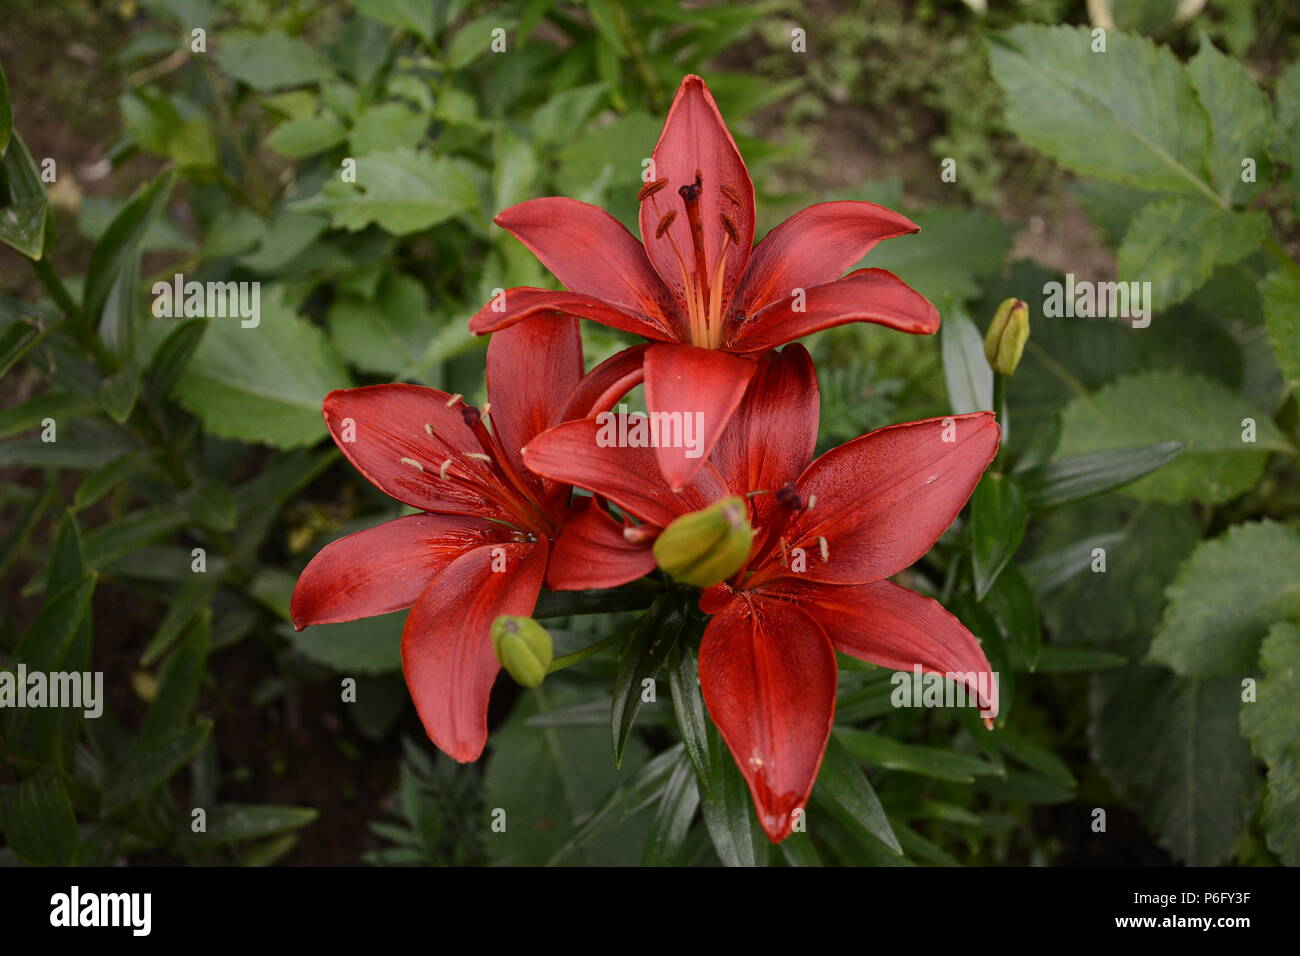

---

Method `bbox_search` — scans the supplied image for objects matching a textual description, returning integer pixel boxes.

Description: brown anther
[775,482,804,511]
[720,183,744,206]
[655,210,677,238]
[678,171,703,204]
[638,177,669,201]
[720,213,740,244]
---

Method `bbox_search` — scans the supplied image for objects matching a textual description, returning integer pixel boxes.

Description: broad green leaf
[180,804,319,850]
[1186,36,1273,204]
[1149,521,1300,677]
[1019,441,1184,510]
[1261,269,1300,389]
[354,0,435,43]
[348,102,428,154]
[530,82,607,145]
[327,273,432,376]
[1240,622,1300,865]
[482,686,649,866]
[173,291,352,448]
[280,610,403,674]
[611,597,687,767]
[492,126,539,214]
[267,114,347,158]
[988,25,1211,194]
[1116,199,1267,309]
[939,300,992,415]
[236,211,327,273]
[1056,369,1283,503]
[865,207,1012,305]
[214,30,333,90]
[101,722,212,814]
[834,728,1000,783]
[444,16,511,71]
[0,771,78,865]
[1278,59,1300,216]
[818,732,900,853]
[1092,666,1257,864]
[970,473,1027,598]
[0,132,47,258]
[295,149,477,235]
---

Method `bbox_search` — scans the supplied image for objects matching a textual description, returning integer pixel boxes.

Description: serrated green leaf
[1261,269,1300,389]
[354,0,434,43]
[267,113,347,158]
[214,30,333,91]
[1149,521,1300,677]
[1187,36,1273,204]
[1240,622,1300,865]
[1056,369,1283,503]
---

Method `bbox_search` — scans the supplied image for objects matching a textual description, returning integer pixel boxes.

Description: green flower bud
[491,616,553,688]
[652,496,754,588]
[984,297,1030,377]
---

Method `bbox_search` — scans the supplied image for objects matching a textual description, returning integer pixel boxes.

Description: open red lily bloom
[522,346,1000,841]
[471,74,938,490]
[290,315,642,762]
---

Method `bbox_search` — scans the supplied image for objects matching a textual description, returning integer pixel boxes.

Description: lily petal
[323,385,500,519]
[469,287,673,342]
[760,412,999,586]
[709,345,819,529]
[732,201,920,318]
[495,197,677,329]
[486,312,583,501]
[402,538,549,762]
[639,75,755,322]
[546,496,657,590]
[792,578,999,724]
[522,416,727,529]
[552,344,648,424]
[698,594,837,843]
[291,514,510,628]
[726,268,939,353]
[643,342,756,490]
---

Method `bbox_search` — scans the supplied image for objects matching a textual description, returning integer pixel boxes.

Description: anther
[461,406,482,428]
[424,422,434,436]
[720,183,743,206]
[638,178,669,201]
[444,393,463,408]
[775,482,805,511]
[399,457,423,472]
[439,458,454,480]
[655,210,677,238]
[818,536,830,561]
[720,213,740,244]
[465,452,492,462]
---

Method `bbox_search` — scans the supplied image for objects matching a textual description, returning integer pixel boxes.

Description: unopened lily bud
[652,496,754,588]
[491,616,553,688]
[984,297,1030,376]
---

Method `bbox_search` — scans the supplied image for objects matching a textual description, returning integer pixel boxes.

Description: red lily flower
[289,315,643,762]
[470,74,938,491]
[522,346,1000,841]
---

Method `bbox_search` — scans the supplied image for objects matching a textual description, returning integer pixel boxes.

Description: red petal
[522,417,727,529]
[726,269,939,353]
[291,514,510,627]
[468,287,673,342]
[486,312,583,501]
[698,594,837,842]
[545,496,657,590]
[494,197,677,329]
[793,578,998,722]
[552,344,648,424]
[758,412,999,586]
[643,342,756,491]
[323,385,501,519]
[709,345,818,529]
[638,75,755,322]
[402,538,548,762]
[731,201,920,318]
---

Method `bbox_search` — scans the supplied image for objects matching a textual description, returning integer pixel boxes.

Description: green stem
[546,630,625,674]
[1263,235,1300,282]
[30,256,117,371]
[992,372,1008,465]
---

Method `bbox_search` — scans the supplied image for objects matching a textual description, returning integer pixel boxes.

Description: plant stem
[546,630,625,674]
[30,256,118,371]
[1263,235,1300,282]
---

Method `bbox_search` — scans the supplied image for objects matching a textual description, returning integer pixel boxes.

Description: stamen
[424,422,434,436]
[719,214,740,244]
[399,457,423,472]
[638,177,669,201]
[461,406,482,428]
[720,183,744,206]
[465,452,493,462]
[818,536,830,562]
[439,458,454,480]
[806,494,817,510]
[444,393,463,408]
[655,210,677,238]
